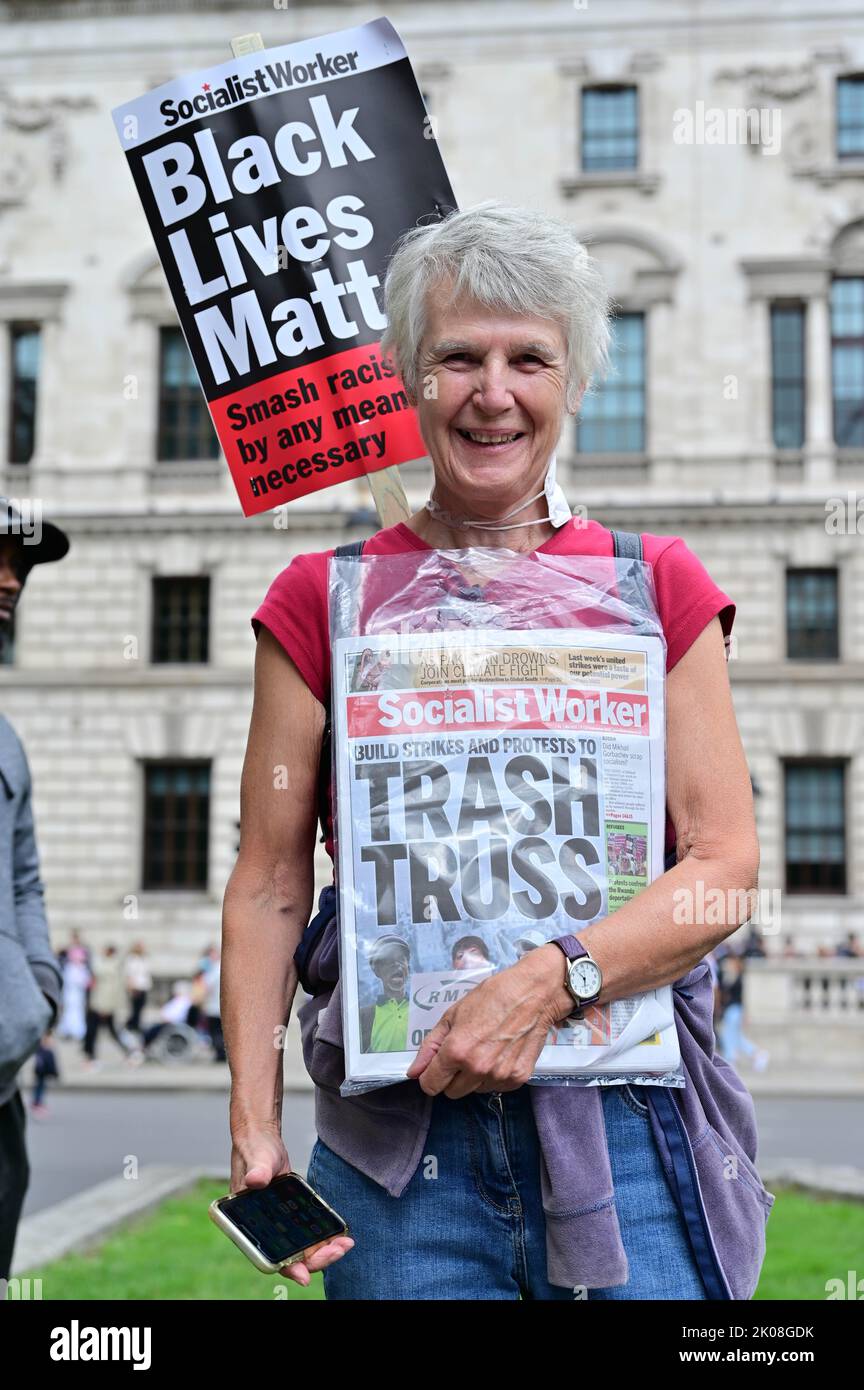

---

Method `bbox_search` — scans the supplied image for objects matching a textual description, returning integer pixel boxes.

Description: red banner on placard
[210,342,427,516]
[346,687,651,738]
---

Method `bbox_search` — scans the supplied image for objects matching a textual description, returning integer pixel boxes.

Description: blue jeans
[306,1083,707,1300]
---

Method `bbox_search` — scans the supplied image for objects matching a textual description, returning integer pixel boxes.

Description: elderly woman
[223,202,771,1301]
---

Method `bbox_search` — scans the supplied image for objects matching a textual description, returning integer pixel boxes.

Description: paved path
[21,1091,317,1218]
[19,1089,864,1219]
[42,1027,864,1099]
[15,985,861,1279]
[12,1089,863,1276]
[13,1013,863,1273]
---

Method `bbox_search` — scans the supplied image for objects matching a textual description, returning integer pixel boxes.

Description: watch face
[569,959,602,999]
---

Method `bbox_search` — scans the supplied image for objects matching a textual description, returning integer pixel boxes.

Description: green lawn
[12,1181,863,1300]
[754,1188,864,1301]
[18,1181,324,1301]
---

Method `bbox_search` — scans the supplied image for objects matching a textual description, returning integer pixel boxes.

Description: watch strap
[551,935,588,963]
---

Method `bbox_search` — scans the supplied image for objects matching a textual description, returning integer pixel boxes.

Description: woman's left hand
[406,946,572,1099]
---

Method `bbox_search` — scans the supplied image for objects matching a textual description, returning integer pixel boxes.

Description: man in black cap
[0,499,69,1284]
[0,498,69,630]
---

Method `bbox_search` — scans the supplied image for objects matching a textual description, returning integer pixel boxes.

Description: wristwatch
[551,935,603,1019]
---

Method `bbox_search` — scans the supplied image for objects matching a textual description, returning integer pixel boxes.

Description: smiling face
[414,286,576,519]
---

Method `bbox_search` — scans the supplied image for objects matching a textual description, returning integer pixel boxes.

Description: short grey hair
[381,201,613,411]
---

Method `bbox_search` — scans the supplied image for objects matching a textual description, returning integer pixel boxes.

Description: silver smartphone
[209,1172,349,1274]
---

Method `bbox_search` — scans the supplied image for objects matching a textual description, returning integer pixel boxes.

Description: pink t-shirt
[252,518,735,861]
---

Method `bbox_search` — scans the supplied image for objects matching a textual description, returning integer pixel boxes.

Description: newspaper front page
[333,627,680,1086]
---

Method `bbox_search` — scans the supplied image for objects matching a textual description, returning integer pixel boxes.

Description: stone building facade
[0,0,862,976]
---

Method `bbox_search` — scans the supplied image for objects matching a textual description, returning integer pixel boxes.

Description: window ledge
[150,459,223,488]
[781,891,850,903]
[136,889,215,904]
[152,458,222,470]
[783,656,842,668]
[0,667,246,686]
[150,660,210,670]
[0,282,69,321]
[571,451,649,467]
[791,160,864,185]
[730,660,864,682]
[560,171,660,198]
[2,463,33,488]
[774,450,805,480]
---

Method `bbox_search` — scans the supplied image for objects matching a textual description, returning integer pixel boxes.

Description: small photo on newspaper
[332,627,680,1086]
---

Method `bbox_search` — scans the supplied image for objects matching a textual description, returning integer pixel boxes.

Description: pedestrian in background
[123,941,152,1039]
[83,945,138,1067]
[202,948,225,1062]
[57,941,89,1041]
[0,501,67,1283]
[30,1033,60,1117]
[719,954,769,1072]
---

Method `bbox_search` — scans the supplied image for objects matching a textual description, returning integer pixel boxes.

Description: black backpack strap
[610,527,654,629]
[610,529,643,562]
[293,883,338,996]
[317,541,365,842]
[334,540,365,560]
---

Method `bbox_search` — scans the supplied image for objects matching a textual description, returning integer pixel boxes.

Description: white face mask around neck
[424,452,572,533]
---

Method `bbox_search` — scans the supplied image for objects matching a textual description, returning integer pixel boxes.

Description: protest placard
[112,18,455,516]
[332,625,681,1087]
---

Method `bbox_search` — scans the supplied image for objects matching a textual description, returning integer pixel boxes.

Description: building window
[770,303,805,449]
[786,569,839,660]
[8,324,41,465]
[576,312,645,454]
[151,576,210,664]
[157,327,220,462]
[784,761,847,894]
[142,761,210,890]
[831,277,864,446]
[581,85,638,172]
[837,75,864,160]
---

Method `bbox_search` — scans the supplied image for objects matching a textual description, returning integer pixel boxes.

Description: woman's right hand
[230,1124,354,1286]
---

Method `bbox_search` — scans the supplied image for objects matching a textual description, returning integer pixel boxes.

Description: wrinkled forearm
[222,858,312,1133]
[518,844,760,1018]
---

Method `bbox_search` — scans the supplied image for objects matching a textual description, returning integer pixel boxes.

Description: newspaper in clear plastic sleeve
[327,547,683,1094]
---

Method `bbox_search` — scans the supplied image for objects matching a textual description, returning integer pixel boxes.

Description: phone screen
[217,1175,346,1264]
